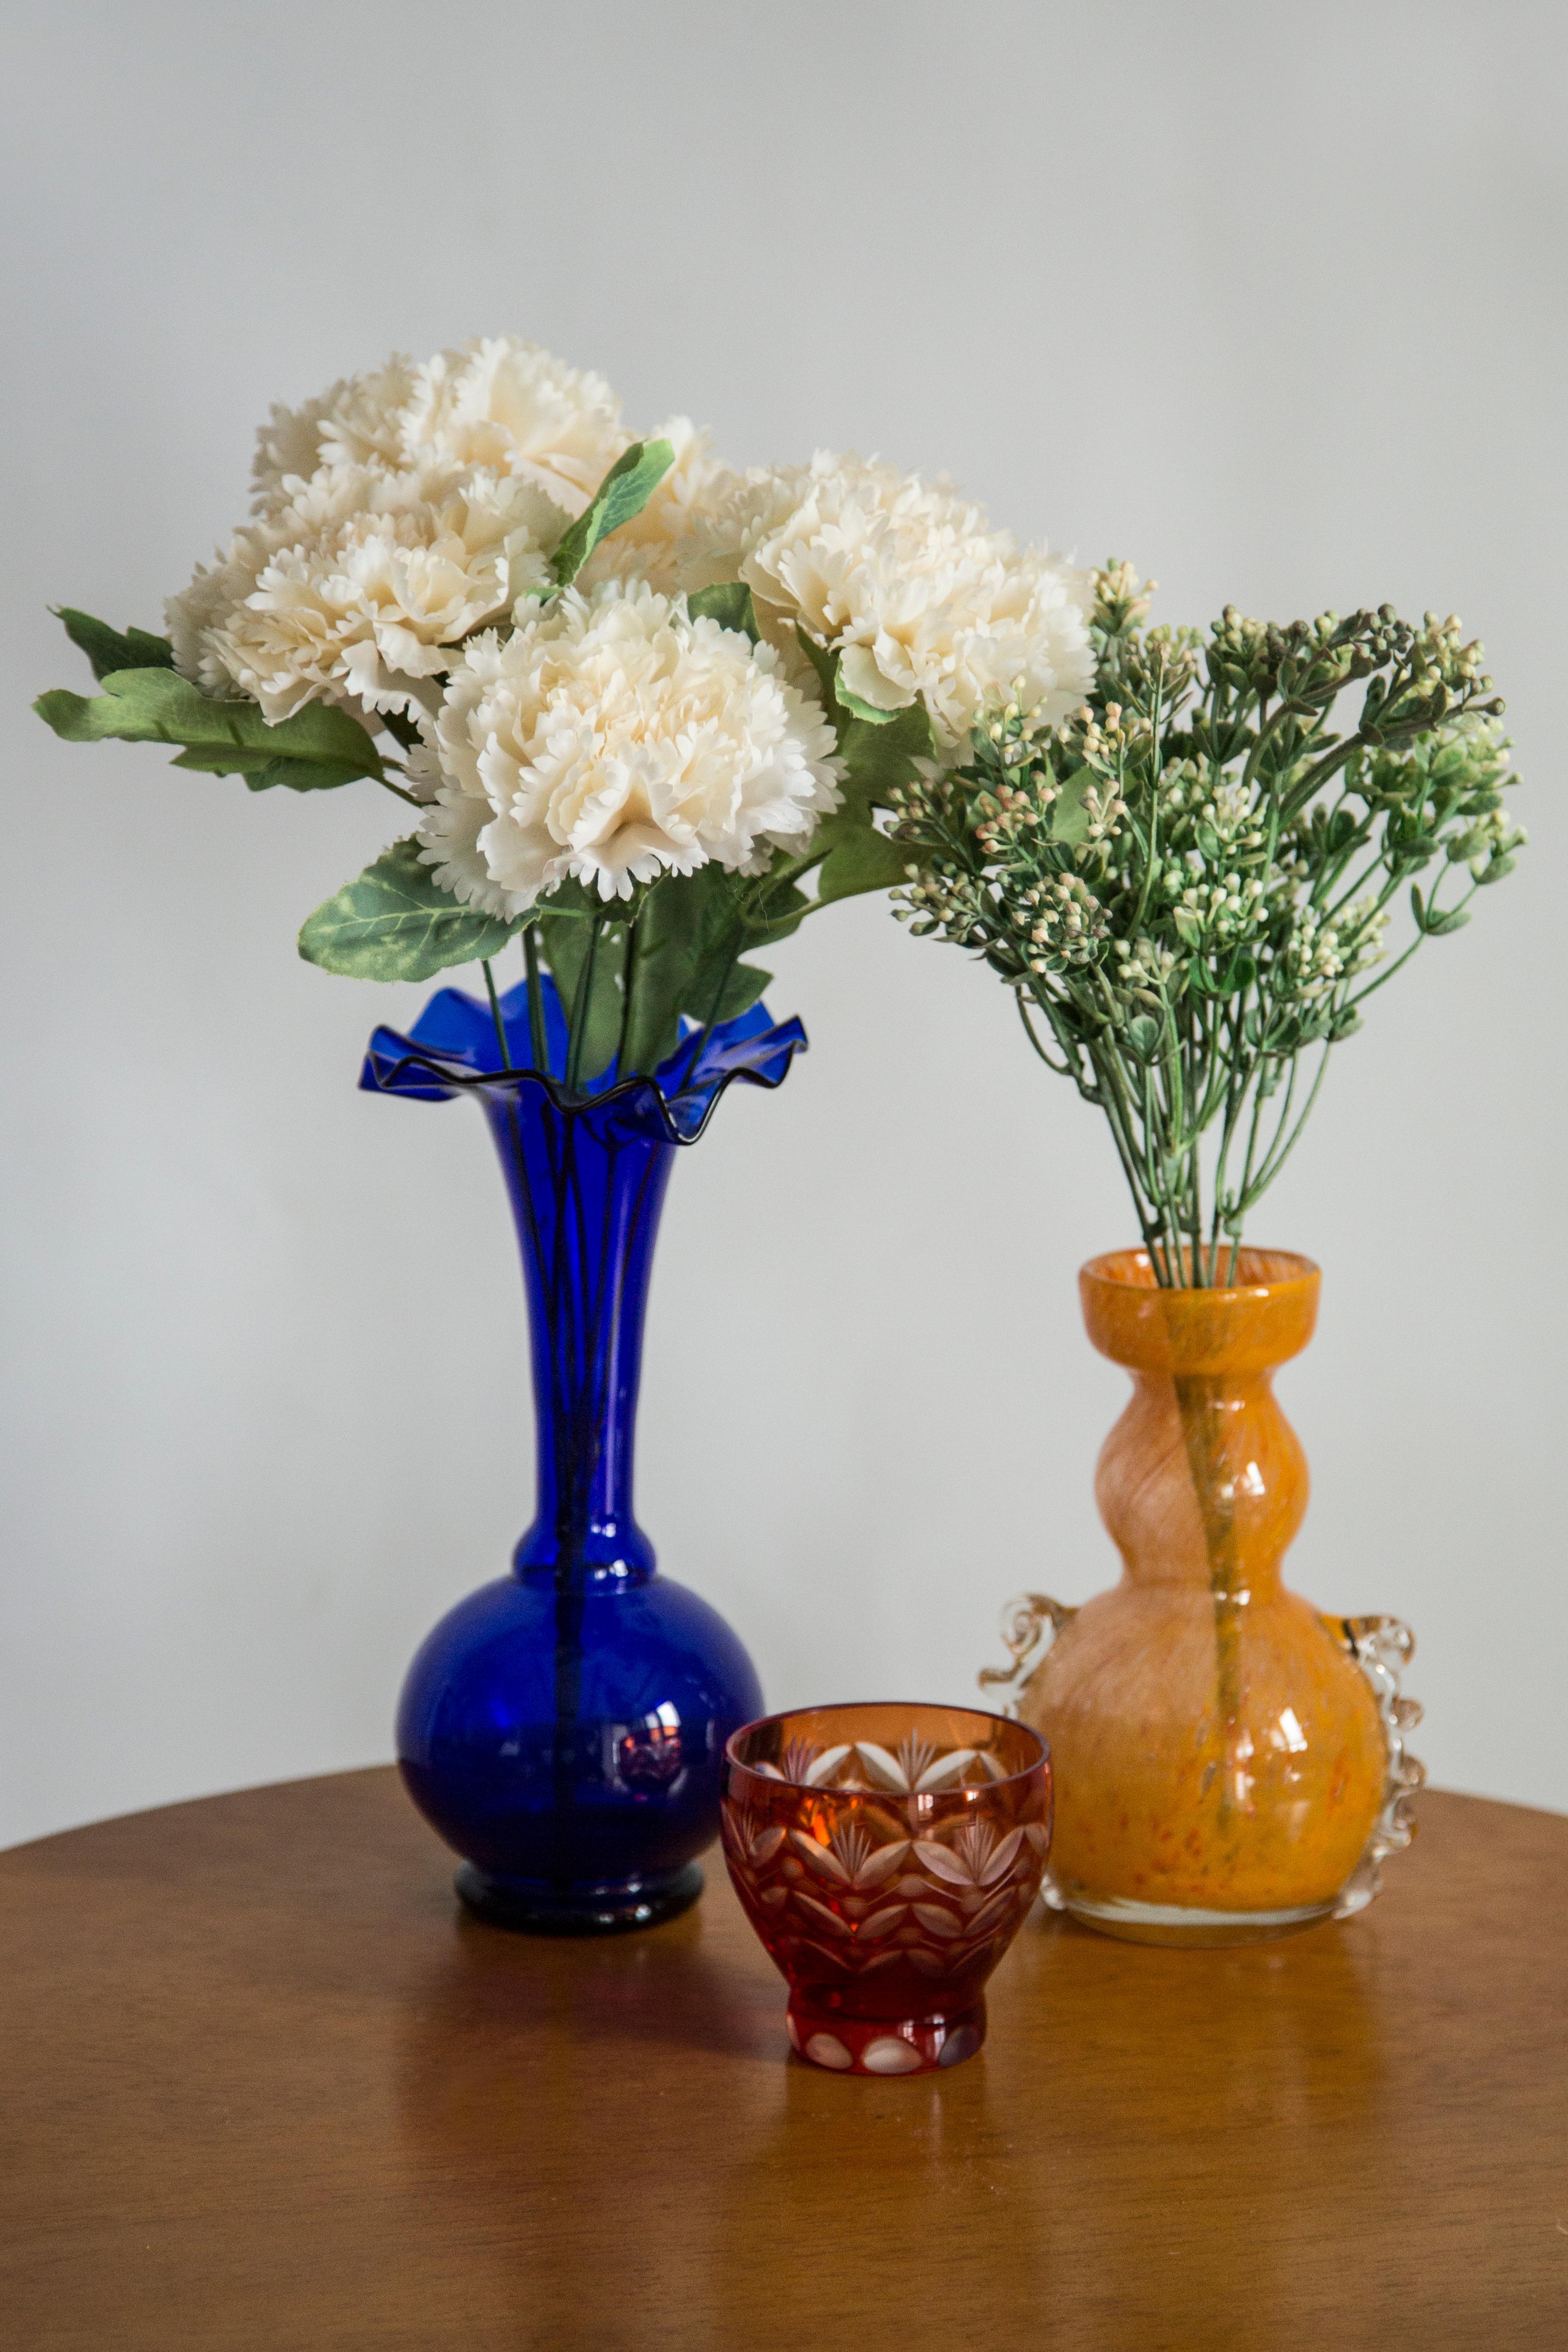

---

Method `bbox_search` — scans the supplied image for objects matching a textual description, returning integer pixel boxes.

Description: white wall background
[2,0,1563,1849]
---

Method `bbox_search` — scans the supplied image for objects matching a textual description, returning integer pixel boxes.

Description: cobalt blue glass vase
[361,975,800,1934]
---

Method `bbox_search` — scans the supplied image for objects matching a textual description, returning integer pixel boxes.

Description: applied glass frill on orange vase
[983,1248,1424,1946]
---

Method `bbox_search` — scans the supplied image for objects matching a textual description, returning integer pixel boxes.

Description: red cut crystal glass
[722,1702,1051,2075]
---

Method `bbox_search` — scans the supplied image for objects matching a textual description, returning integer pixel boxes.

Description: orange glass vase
[983,1249,1424,1946]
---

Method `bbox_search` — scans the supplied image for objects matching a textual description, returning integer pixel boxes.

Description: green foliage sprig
[890,565,1524,1286]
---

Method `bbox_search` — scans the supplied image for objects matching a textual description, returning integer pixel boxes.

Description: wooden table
[3,1773,1565,2350]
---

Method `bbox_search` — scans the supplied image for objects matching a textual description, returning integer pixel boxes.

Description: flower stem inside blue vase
[504,1078,673,1892]
[364,974,796,1933]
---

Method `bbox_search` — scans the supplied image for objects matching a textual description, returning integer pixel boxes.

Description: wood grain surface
[2,1773,1564,2351]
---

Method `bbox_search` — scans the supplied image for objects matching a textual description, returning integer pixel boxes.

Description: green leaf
[1329,1008,1364,1041]
[773,689,938,913]
[794,624,936,814]
[614,868,752,1072]
[794,626,839,713]
[1126,1013,1163,1064]
[1410,884,1426,929]
[1047,767,1096,849]
[838,699,934,804]
[833,665,902,726]
[679,869,757,1026]
[298,838,523,980]
[379,708,423,754]
[35,668,385,792]
[1475,854,1516,885]
[616,880,697,1074]
[53,607,175,681]
[744,892,812,956]
[708,958,772,1022]
[538,911,627,1083]
[533,873,601,920]
[815,819,915,907]
[171,745,373,795]
[1424,906,1471,937]
[551,440,676,587]
[681,869,788,1032]
[1172,906,1204,951]
[686,583,761,642]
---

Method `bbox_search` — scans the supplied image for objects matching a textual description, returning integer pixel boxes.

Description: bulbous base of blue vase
[453,1857,705,1935]
[398,1569,763,1934]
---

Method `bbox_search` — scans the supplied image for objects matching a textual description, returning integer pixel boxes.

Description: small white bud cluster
[1464,806,1528,868]
[1112,936,1179,993]
[1019,874,1110,974]
[1080,783,1125,845]
[1212,606,1272,662]
[974,772,1056,854]
[1157,758,1203,814]
[1164,867,1269,946]
[892,860,995,950]
[1284,898,1388,994]
[1070,699,1148,767]
[1091,559,1157,628]
[984,679,1050,763]
[1412,612,1491,696]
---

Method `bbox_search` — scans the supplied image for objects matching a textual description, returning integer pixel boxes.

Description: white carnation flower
[414,581,844,915]
[247,339,625,523]
[166,531,275,699]
[685,451,1095,750]
[250,354,417,510]
[397,337,627,518]
[173,466,566,722]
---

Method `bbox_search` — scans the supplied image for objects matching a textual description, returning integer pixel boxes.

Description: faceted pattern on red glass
[722,1706,1051,2076]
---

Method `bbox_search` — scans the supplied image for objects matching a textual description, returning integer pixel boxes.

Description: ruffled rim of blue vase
[360,973,806,1144]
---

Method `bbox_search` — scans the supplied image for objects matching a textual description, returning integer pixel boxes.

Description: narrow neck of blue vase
[485,1088,673,1589]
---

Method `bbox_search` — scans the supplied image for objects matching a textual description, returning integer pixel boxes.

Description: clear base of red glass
[785,1995,986,2076]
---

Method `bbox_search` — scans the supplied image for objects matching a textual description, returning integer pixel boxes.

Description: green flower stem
[563,918,604,1098]
[1209,1095,1244,1273]
[1234,1049,1330,1237]
[615,895,645,1078]
[748,845,827,907]
[1091,1037,1172,1280]
[694,928,744,1044]
[1345,923,1440,1010]
[523,924,548,1074]
[481,958,512,1073]
[1031,984,1098,1097]
[1016,992,1073,1077]
[1281,735,1365,821]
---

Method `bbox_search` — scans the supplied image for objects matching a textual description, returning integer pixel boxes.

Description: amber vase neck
[1081,1249,1320,1606]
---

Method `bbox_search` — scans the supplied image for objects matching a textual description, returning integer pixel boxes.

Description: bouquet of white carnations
[36,336,1093,1091]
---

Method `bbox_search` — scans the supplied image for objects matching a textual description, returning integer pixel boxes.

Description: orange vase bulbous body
[1013,1249,1405,1946]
